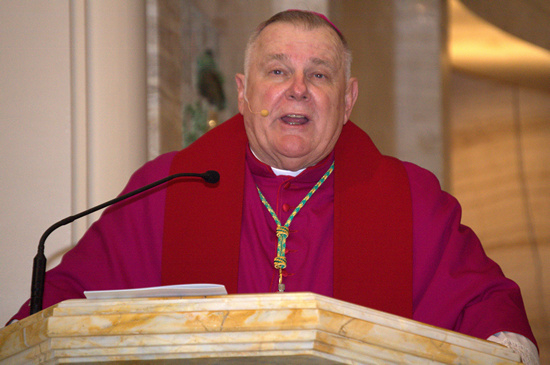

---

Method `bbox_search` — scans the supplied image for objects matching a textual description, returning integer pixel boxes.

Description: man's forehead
[254,24,342,63]
[259,52,338,71]
[256,16,342,46]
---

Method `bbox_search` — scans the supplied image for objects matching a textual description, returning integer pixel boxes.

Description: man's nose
[286,73,309,101]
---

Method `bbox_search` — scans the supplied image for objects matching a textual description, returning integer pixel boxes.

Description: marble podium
[0,292,520,364]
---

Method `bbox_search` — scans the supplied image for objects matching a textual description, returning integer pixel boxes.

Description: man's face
[236,22,358,171]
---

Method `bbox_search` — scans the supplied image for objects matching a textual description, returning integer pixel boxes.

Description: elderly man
[11,10,537,364]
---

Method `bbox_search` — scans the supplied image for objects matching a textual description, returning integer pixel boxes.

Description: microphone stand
[30,170,219,315]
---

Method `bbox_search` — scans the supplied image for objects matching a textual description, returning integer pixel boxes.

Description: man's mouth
[281,114,309,125]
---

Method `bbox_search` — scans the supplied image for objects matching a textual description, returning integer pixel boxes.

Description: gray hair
[244,10,352,80]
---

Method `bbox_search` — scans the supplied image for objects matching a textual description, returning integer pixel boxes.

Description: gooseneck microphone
[30,170,220,315]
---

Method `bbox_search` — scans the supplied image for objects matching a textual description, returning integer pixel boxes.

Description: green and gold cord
[256,161,334,292]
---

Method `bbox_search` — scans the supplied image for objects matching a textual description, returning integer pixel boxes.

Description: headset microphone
[244,95,269,117]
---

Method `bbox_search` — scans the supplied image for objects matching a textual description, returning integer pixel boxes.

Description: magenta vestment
[10,116,536,347]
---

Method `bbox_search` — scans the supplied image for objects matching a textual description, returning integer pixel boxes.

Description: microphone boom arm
[30,170,219,315]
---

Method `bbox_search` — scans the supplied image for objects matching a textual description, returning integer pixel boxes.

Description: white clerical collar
[271,166,305,177]
[251,148,305,177]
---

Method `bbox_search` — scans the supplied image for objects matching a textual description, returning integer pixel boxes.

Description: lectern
[0,293,520,364]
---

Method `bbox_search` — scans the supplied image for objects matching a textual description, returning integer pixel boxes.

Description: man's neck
[250,148,305,176]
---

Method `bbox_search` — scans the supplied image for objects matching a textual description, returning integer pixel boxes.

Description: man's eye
[313,73,325,79]
[271,69,283,75]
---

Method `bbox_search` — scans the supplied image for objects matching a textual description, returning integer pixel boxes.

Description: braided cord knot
[276,225,289,239]
[274,225,288,269]
[273,255,287,270]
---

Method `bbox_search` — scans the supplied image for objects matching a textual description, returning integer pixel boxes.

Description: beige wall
[333,1,448,184]
[450,71,550,362]
[0,0,73,325]
[449,1,550,359]
[331,1,396,156]
[0,0,147,325]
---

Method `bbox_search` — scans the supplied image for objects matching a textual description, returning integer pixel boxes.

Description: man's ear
[344,77,359,123]
[235,73,246,115]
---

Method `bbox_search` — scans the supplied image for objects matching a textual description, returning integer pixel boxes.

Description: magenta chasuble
[10,114,536,346]
[161,114,413,318]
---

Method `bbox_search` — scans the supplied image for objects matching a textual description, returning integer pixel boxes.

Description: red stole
[162,114,413,318]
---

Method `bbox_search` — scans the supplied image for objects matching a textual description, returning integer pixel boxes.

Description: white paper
[84,284,227,299]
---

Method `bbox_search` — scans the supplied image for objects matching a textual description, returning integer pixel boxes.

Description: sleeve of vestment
[8,152,176,323]
[405,162,537,347]
[488,332,539,365]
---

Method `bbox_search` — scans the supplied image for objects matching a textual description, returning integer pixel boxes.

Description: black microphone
[30,170,220,315]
